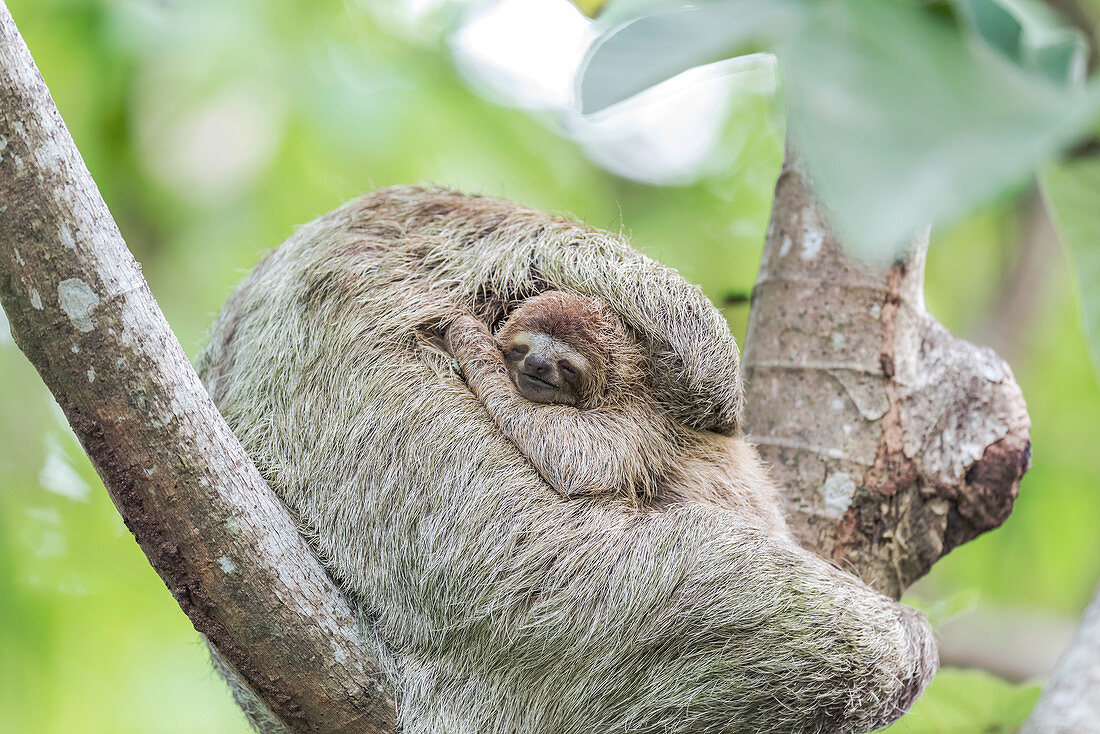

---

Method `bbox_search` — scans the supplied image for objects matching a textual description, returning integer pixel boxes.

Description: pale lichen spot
[144,466,157,477]
[977,358,1007,383]
[29,288,43,310]
[117,323,137,347]
[115,358,126,371]
[37,136,67,176]
[779,235,792,257]
[869,303,882,319]
[218,556,237,575]
[831,332,844,349]
[0,135,7,162]
[58,223,77,249]
[822,472,857,519]
[842,424,853,436]
[224,516,241,535]
[86,369,95,383]
[70,344,79,354]
[801,230,825,260]
[57,278,100,333]
[831,397,844,411]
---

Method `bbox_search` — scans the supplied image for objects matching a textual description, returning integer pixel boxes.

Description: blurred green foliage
[1042,158,1100,377]
[0,1,1097,733]
[579,0,1100,256]
[886,669,1040,733]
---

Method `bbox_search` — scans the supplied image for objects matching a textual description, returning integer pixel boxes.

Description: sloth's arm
[519,248,741,435]
[421,213,743,434]
[445,316,659,502]
[523,247,741,436]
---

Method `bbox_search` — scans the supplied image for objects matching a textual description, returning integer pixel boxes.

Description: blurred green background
[1,1,1097,732]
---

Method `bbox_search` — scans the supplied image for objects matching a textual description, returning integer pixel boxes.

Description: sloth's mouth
[519,372,558,390]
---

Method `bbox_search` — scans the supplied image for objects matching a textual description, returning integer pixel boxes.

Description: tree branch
[743,146,1032,598]
[0,5,396,732]
[1021,583,1100,732]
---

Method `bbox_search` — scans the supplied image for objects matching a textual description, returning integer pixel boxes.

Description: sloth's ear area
[620,287,743,433]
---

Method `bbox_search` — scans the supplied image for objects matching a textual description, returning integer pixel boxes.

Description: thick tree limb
[743,149,1032,598]
[0,5,396,732]
[936,602,1076,682]
[1021,583,1100,733]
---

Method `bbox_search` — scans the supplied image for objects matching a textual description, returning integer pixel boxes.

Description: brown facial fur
[494,291,640,409]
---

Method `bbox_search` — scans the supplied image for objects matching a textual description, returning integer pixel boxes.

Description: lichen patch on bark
[57,278,99,332]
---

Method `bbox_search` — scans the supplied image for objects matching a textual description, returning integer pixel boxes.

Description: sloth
[445,290,789,536]
[444,290,660,503]
[199,185,937,734]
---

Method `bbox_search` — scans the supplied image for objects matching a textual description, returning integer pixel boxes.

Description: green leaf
[577,0,1100,257]
[576,0,804,114]
[1027,32,1088,85]
[957,0,1023,60]
[956,0,1089,85]
[783,0,1100,257]
[1040,157,1100,380]
[909,587,980,628]
[882,668,1040,733]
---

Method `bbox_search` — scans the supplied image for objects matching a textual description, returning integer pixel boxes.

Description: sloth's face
[501,331,593,406]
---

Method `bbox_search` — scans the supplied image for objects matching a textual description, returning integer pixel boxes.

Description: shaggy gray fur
[198,186,937,734]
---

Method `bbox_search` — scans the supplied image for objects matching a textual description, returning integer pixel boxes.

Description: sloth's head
[496,291,638,409]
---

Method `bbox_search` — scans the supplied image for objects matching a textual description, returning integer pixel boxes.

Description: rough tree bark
[0,5,395,733]
[743,150,1032,599]
[0,3,1067,733]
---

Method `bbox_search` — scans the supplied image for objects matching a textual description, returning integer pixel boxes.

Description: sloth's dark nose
[525,354,551,376]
